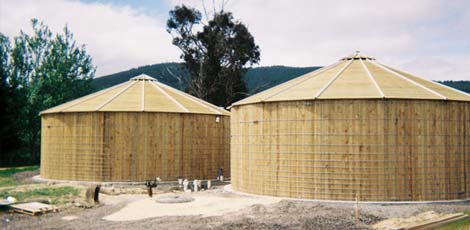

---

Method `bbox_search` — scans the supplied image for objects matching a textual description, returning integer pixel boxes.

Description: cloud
[168,0,470,80]
[0,0,180,76]
[1,0,469,80]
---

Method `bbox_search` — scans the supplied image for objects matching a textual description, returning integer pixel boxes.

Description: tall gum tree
[167,4,260,107]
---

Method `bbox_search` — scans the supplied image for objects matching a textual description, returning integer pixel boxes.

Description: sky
[0,0,469,80]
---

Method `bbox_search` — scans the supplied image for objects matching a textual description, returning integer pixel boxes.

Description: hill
[93,63,320,94]
[93,62,190,90]
[245,66,320,94]
[440,81,470,94]
[93,63,470,96]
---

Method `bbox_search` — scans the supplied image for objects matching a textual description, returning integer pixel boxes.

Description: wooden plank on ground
[11,202,58,216]
[405,213,468,230]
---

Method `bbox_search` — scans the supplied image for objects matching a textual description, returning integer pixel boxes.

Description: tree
[167,4,260,106]
[0,19,95,166]
[0,33,20,166]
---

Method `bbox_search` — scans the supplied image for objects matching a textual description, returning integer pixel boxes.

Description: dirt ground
[2,184,470,230]
[13,169,40,183]
[1,170,470,230]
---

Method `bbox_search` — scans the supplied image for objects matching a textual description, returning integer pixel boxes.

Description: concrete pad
[103,192,280,221]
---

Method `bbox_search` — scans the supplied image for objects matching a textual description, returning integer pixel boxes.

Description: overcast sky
[1,0,469,80]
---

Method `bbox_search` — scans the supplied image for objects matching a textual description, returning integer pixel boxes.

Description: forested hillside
[93,62,189,90]
[441,81,470,93]
[93,63,470,96]
[93,63,320,94]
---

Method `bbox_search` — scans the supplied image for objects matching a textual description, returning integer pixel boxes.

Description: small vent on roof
[340,51,375,61]
[130,74,158,81]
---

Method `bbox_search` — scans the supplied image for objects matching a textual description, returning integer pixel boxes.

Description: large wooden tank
[231,53,470,201]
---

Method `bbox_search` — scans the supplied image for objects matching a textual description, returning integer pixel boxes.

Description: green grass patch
[435,211,470,230]
[0,166,83,205]
[0,166,39,178]
[0,166,39,187]
[0,186,81,204]
[0,177,20,187]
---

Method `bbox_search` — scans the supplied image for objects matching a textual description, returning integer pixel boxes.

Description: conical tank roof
[233,52,470,106]
[41,74,229,116]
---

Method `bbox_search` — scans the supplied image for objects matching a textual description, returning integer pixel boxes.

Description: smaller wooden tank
[40,74,230,182]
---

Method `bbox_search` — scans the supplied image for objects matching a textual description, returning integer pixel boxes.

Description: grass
[0,166,40,177]
[435,211,470,230]
[0,166,83,205]
[0,186,81,204]
[0,166,40,187]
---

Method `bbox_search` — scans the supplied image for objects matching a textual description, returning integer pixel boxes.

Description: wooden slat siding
[40,112,230,182]
[179,114,185,179]
[225,115,231,177]
[387,100,396,200]
[447,102,453,200]
[459,102,466,199]
[438,102,445,199]
[230,107,238,189]
[230,100,470,201]
[279,102,287,197]
[100,113,108,181]
[466,103,470,198]
[456,102,464,198]
[240,105,248,190]
[313,101,321,199]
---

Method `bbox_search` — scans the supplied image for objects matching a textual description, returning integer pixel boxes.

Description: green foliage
[167,5,260,106]
[0,19,95,166]
[0,34,20,167]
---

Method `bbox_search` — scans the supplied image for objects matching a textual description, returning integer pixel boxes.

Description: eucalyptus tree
[167,4,260,106]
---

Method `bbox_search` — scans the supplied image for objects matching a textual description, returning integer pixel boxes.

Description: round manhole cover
[155,194,195,203]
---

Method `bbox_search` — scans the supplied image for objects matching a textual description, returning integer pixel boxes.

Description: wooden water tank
[40,75,230,182]
[231,53,470,201]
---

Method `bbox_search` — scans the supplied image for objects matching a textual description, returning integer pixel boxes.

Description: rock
[73,199,94,208]
[6,196,16,203]
[62,215,78,221]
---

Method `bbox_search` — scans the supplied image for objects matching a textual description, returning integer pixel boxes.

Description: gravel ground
[2,189,470,230]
